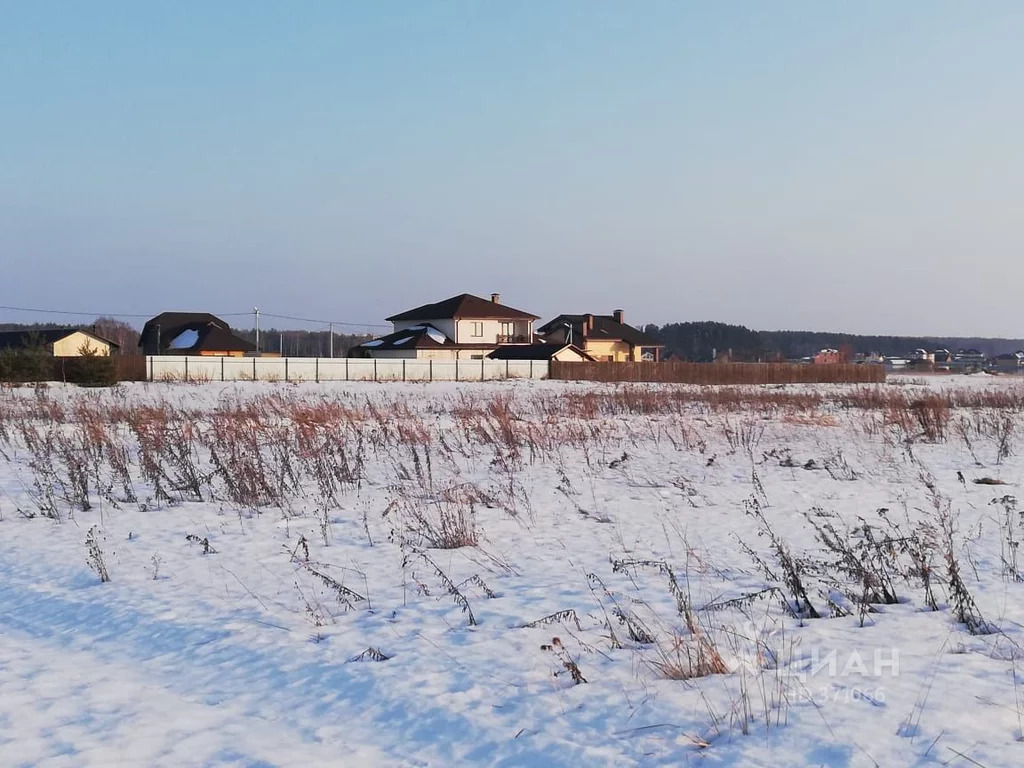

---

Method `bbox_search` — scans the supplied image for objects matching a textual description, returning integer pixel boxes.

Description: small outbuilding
[486,344,594,363]
[0,328,120,357]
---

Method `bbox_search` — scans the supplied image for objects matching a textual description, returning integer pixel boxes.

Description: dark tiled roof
[537,314,663,348]
[165,325,256,354]
[353,324,454,352]
[386,294,538,322]
[0,328,121,352]
[140,312,230,351]
[487,344,594,361]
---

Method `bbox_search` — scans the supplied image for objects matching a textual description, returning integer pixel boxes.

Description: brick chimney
[612,309,624,324]
[583,314,594,336]
[491,293,501,304]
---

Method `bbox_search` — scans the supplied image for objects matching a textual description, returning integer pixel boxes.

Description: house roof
[386,294,539,322]
[0,328,121,352]
[537,314,663,348]
[165,325,256,355]
[487,343,595,361]
[354,324,455,351]
[139,312,256,354]
[140,312,230,348]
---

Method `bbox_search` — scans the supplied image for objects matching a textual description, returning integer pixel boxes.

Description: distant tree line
[232,327,373,357]
[2,319,1019,362]
[758,330,1024,359]
[642,322,1024,361]
[641,322,766,362]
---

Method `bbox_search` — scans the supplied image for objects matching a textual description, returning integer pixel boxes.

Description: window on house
[501,322,514,338]
[471,322,484,337]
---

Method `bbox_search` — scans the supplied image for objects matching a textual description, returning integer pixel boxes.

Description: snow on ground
[2,374,1024,767]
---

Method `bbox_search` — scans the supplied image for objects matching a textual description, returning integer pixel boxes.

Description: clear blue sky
[2,1,1022,336]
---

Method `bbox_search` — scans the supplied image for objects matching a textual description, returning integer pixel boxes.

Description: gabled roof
[0,328,121,352]
[386,294,538,322]
[537,314,663,348]
[487,343,595,361]
[354,324,455,351]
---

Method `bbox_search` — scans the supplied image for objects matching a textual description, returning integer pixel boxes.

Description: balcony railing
[496,335,530,344]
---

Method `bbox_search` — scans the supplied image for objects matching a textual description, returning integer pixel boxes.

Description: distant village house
[0,327,119,357]
[140,313,256,356]
[536,310,663,362]
[350,294,539,360]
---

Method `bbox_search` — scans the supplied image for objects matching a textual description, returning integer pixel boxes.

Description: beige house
[0,328,119,357]
[537,310,663,362]
[352,293,539,360]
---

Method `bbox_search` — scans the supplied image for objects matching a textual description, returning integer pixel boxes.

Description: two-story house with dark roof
[350,293,539,360]
[537,310,663,362]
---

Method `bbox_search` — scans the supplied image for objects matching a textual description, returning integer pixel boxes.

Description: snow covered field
[2,375,1024,767]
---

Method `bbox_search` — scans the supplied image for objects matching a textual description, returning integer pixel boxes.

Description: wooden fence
[549,361,886,385]
[113,355,148,382]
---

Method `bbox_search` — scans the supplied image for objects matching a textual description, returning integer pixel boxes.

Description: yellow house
[537,310,664,362]
[0,328,119,357]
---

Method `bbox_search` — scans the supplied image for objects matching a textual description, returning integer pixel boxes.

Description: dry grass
[1,378,1021,749]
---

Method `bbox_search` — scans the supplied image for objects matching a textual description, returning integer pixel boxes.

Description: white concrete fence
[146,356,549,383]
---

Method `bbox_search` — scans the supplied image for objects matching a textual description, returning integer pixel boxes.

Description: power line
[0,304,389,329]
[0,304,251,319]
[259,312,390,329]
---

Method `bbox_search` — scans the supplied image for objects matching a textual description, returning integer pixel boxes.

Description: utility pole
[329,323,334,358]
[254,307,260,353]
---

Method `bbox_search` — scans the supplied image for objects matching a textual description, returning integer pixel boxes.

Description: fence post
[315,358,319,383]
[429,359,433,382]
[149,356,154,382]
[221,356,225,381]
[403,359,406,381]
[285,357,289,382]
[506,360,509,379]
[346,357,349,381]
[184,356,189,382]
[531,359,535,379]
[481,358,485,381]
[455,359,459,382]
[253,357,257,381]
[374,359,377,381]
